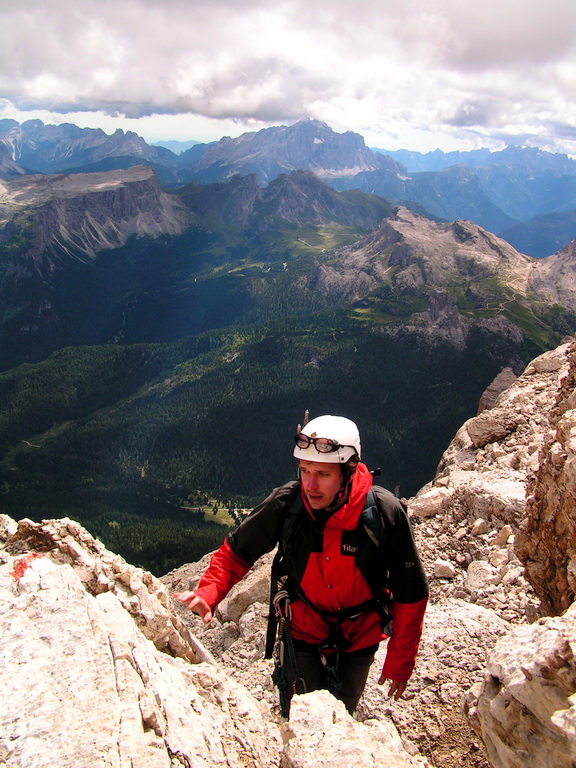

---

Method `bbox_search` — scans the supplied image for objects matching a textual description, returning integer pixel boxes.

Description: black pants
[282,642,377,714]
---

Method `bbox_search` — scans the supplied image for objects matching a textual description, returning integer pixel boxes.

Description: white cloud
[1,0,576,153]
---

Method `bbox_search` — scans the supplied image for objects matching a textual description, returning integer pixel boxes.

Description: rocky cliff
[0,165,189,267]
[2,341,576,768]
[515,350,576,614]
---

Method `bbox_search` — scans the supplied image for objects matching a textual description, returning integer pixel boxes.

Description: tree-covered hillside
[0,312,543,574]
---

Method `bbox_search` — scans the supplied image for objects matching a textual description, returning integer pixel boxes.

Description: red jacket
[195,463,428,682]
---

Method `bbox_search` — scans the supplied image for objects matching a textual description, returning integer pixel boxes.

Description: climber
[174,414,429,715]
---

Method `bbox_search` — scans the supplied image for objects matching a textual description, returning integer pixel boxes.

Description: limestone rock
[216,553,273,624]
[472,518,489,535]
[412,342,576,624]
[409,486,453,518]
[515,342,576,614]
[283,690,428,768]
[0,546,282,768]
[434,559,456,579]
[466,602,576,768]
[477,367,518,414]
[466,408,520,449]
[8,516,209,664]
[466,561,501,590]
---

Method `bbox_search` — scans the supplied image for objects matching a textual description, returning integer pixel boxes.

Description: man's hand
[173,591,213,623]
[378,673,407,700]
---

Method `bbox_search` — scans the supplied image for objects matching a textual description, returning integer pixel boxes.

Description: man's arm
[174,538,251,621]
[378,596,428,690]
[174,481,300,620]
[373,489,429,696]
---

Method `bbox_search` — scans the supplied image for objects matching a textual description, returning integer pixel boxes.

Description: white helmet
[293,415,361,464]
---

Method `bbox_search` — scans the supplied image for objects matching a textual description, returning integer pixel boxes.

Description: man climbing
[175,414,428,716]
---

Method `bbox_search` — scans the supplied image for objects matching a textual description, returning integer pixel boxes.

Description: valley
[0,119,575,575]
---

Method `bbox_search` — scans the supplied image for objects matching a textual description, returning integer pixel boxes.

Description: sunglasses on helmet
[294,433,350,453]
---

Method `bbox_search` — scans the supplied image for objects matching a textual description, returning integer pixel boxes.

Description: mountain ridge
[3,117,576,257]
[0,165,189,265]
[185,118,400,184]
[1,165,574,373]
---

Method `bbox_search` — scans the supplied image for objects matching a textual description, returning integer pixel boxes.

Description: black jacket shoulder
[226,480,300,566]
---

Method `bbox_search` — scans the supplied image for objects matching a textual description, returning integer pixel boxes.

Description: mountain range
[2,162,574,372]
[3,118,576,257]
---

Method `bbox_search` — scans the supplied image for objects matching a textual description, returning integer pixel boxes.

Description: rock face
[343,207,534,296]
[406,339,576,768]
[393,340,576,767]
[0,515,423,768]
[515,348,576,614]
[459,341,576,768]
[409,342,576,623]
[0,165,189,266]
[0,515,283,768]
[464,603,576,768]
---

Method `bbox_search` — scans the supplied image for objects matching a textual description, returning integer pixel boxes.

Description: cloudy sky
[2,0,576,154]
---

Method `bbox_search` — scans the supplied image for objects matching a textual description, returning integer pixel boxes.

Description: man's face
[299,459,342,510]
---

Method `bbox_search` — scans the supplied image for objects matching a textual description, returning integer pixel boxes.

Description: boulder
[409,486,453,518]
[284,690,427,768]
[465,602,576,768]
[466,408,520,449]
